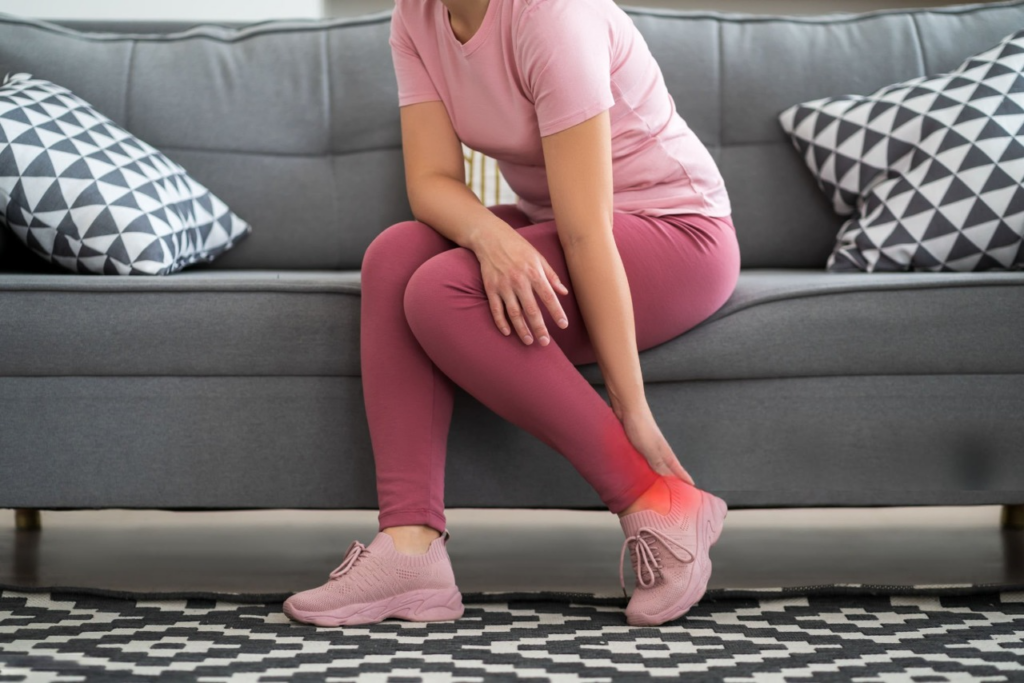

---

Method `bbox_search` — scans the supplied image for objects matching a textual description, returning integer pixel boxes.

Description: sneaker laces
[329,540,369,580]
[619,526,696,598]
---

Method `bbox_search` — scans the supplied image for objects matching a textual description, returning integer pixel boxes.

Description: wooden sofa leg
[14,508,41,531]
[1001,504,1024,530]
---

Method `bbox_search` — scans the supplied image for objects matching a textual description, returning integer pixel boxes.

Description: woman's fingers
[499,292,532,348]
[540,262,569,329]
[515,274,550,345]
[486,284,511,336]
[499,269,545,346]
[494,257,568,346]
[497,274,536,348]
[512,263,568,345]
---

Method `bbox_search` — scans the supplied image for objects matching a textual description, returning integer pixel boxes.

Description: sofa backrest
[1,1,1023,272]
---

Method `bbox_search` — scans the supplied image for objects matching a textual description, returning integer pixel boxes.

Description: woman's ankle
[617,476,671,517]
[381,524,442,555]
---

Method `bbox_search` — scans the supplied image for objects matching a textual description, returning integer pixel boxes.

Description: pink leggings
[361,203,741,534]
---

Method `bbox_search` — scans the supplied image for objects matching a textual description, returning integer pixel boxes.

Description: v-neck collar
[439,0,497,57]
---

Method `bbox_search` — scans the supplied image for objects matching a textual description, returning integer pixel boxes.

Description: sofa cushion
[0,268,1020,379]
[0,74,252,274]
[778,29,1024,273]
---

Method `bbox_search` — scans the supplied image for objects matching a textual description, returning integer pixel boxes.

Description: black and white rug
[2,582,1023,681]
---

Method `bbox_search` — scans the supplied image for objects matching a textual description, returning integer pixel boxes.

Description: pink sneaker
[283,528,465,626]
[618,477,728,626]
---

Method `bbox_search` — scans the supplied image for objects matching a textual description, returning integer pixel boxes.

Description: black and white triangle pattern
[1,585,1023,681]
[779,29,1024,273]
[0,73,251,275]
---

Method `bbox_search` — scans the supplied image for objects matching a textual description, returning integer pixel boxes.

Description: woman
[283,0,739,628]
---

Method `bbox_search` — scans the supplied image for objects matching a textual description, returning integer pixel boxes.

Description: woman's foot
[282,528,464,627]
[617,476,728,626]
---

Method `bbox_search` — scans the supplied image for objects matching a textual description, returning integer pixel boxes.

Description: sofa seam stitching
[321,30,344,269]
[123,38,137,130]
[717,18,725,149]
[144,144,401,159]
[0,13,397,44]
[909,13,928,75]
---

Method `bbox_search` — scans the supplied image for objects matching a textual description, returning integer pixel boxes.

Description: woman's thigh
[493,209,741,366]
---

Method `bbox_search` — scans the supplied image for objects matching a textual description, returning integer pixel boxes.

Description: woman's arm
[397,100,516,251]
[398,99,570,341]
[540,109,648,418]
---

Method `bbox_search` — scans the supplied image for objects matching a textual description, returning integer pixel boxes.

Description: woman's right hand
[474,228,570,346]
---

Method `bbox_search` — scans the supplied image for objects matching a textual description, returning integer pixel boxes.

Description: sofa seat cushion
[0,268,1020,379]
[582,269,1024,384]
[0,270,363,377]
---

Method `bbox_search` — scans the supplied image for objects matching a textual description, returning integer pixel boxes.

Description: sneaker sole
[626,489,728,627]
[282,585,465,627]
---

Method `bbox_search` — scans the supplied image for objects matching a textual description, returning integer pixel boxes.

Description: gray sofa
[2,1,1023,534]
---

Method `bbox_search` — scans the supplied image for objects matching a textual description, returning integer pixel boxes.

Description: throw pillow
[778,30,1024,272]
[0,73,251,275]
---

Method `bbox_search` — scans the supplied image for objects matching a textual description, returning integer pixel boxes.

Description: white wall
[0,0,324,21]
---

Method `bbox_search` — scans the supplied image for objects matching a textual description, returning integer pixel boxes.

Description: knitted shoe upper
[285,529,457,614]
[618,478,707,619]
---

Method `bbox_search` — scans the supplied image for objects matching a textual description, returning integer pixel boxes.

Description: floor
[3,506,1022,597]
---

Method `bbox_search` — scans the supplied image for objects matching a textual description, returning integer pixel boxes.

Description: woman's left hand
[616,403,696,486]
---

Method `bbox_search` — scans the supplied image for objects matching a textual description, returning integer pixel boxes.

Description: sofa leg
[15,508,41,531]
[1001,504,1024,530]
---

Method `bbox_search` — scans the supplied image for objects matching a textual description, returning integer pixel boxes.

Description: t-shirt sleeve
[515,0,616,137]
[389,6,443,107]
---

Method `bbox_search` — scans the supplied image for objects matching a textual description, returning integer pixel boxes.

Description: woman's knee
[364,220,415,272]
[402,248,481,333]
[363,219,449,282]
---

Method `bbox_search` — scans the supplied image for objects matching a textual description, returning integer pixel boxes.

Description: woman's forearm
[408,173,647,415]
[563,234,648,415]
[408,173,512,252]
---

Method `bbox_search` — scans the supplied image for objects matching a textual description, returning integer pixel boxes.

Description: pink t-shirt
[389,0,732,224]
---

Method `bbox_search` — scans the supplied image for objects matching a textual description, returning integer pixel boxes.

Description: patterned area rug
[2,582,1023,682]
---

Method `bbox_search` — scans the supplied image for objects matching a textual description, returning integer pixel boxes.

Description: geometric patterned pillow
[0,73,251,275]
[779,30,1024,272]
